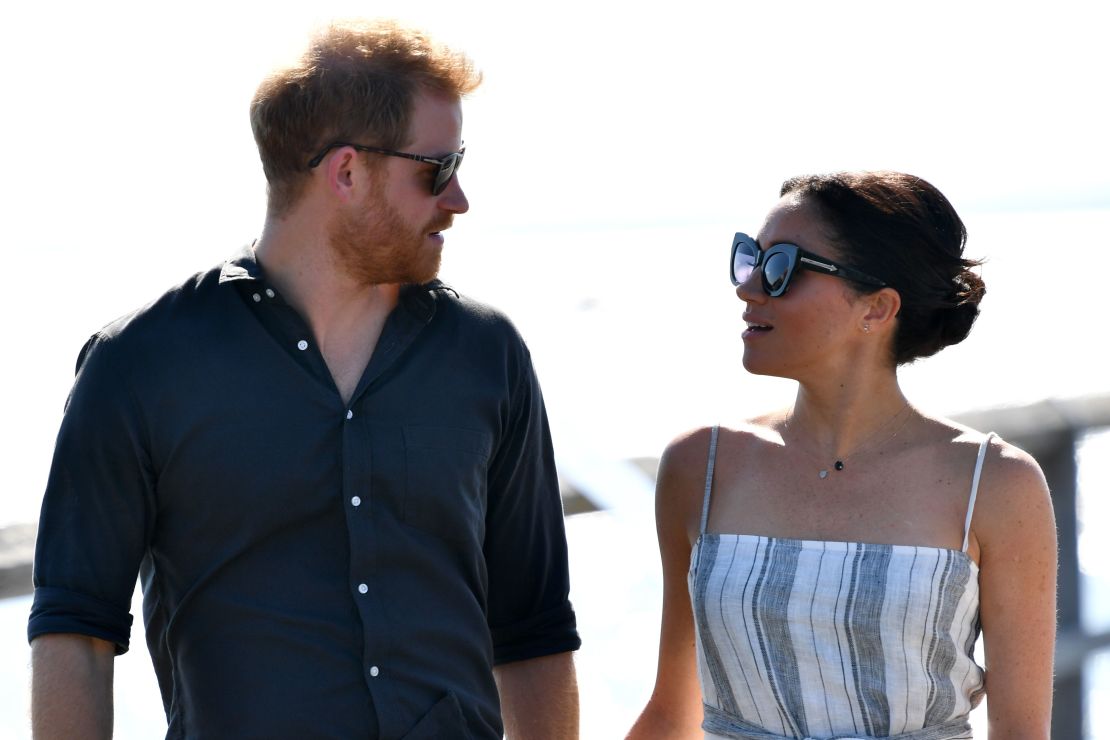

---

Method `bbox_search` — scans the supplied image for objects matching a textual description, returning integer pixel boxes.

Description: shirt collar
[218,243,452,322]
[218,243,264,284]
[401,279,457,323]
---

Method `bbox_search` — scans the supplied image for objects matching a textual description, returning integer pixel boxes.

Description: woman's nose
[736,267,765,303]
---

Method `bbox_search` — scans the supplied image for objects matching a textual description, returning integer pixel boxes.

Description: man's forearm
[494,651,579,740]
[31,633,116,740]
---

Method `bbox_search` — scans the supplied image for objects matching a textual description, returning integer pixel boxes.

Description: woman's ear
[861,287,901,331]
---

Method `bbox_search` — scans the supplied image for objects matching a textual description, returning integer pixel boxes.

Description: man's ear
[324,147,360,203]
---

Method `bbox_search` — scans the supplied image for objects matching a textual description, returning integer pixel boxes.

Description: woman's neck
[785,371,912,463]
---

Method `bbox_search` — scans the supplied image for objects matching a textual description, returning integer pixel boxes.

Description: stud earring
[863,323,871,333]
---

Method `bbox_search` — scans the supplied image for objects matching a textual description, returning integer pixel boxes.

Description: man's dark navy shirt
[28,247,580,739]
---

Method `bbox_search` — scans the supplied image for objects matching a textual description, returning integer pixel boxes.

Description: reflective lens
[732,238,758,286]
[730,232,801,297]
[762,251,793,295]
[432,150,464,195]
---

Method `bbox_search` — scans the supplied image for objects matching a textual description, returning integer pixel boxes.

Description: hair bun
[778,170,985,365]
[951,268,985,308]
[937,268,985,348]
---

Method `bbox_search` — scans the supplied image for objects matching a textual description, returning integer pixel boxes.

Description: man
[29,20,580,739]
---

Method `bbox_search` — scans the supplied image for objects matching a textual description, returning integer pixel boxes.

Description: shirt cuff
[491,601,581,665]
[28,586,134,655]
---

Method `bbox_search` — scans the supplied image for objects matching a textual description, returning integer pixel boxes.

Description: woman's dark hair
[780,171,985,365]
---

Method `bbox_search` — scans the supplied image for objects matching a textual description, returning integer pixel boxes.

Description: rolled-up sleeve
[28,332,155,654]
[483,347,580,665]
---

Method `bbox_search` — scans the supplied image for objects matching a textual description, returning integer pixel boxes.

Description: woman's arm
[972,439,1057,738]
[627,429,713,740]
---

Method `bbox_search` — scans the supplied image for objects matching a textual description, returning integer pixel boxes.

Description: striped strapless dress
[687,428,990,739]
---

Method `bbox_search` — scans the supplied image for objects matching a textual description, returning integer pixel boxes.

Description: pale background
[2,0,1108,737]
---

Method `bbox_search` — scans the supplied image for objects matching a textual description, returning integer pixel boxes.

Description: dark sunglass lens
[432,165,450,195]
[432,152,463,195]
[763,252,792,294]
[732,242,758,285]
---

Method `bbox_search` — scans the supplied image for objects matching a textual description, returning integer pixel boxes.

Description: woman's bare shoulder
[922,416,1054,551]
[655,420,780,527]
[977,432,1052,523]
[921,414,1048,489]
[660,416,782,475]
[656,427,716,498]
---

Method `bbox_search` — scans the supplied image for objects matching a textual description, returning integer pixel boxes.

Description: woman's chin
[741,351,768,376]
[741,353,791,380]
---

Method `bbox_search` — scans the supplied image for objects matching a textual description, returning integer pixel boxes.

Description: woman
[627,172,1056,739]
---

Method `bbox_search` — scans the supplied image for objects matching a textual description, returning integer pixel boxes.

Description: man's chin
[411,258,442,285]
[368,257,441,287]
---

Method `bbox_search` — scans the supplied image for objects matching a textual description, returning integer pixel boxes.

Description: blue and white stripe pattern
[688,429,988,739]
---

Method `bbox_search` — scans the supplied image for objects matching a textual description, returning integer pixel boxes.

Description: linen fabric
[689,427,989,739]
[29,246,580,739]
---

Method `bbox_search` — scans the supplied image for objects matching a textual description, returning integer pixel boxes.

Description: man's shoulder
[95,257,235,343]
[426,281,527,342]
[77,257,240,379]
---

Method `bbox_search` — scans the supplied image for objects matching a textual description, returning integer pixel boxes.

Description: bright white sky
[4,0,1108,233]
[1,0,1108,523]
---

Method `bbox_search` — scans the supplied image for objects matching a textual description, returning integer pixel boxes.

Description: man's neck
[253,212,401,405]
[253,213,401,337]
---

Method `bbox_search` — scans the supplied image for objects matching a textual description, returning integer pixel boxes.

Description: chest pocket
[403,425,493,544]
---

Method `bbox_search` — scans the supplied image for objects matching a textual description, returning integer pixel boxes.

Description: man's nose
[438,176,469,214]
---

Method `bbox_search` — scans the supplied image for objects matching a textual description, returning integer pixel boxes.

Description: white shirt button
[369,666,380,677]
[252,293,261,302]
[297,340,308,351]
[265,288,275,298]
[351,496,361,507]
[346,410,353,420]
[357,583,368,594]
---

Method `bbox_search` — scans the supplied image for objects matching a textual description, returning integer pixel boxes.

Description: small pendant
[834,460,845,471]
[818,469,829,479]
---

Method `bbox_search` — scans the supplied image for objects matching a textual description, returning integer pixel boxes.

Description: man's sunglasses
[730,232,886,297]
[307,142,465,195]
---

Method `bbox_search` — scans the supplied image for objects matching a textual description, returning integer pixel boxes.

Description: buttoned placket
[339,360,385,689]
[243,277,380,656]
[243,276,440,704]
[253,276,395,690]
[339,290,438,698]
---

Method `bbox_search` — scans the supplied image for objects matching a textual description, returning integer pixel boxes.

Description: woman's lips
[742,313,774,340]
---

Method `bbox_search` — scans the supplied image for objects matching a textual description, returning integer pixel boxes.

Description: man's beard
[327,184,449,286]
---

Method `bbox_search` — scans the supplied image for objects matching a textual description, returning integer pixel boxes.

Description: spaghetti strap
[962,432,995,553]
[699,426,720,535]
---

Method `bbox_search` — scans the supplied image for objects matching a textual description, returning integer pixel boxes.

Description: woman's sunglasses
[730,232,886,297]
[308,142,465,195]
